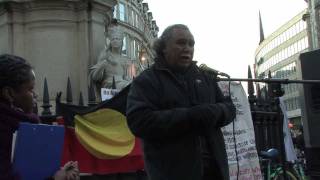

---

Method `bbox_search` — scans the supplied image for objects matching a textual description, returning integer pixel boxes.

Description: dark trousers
[202,158,223,180]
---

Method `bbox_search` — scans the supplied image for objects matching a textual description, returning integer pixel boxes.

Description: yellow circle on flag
[75,108,135,159]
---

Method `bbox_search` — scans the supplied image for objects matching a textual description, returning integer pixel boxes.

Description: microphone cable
[220,73,240,180]
[199,64,240,179]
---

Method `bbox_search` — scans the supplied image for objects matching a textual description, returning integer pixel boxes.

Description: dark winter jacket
[126,60,236,180]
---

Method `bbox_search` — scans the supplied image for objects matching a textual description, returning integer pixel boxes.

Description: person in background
[294,125,305,158]
[126,24,236,180]
[0,54,79,180]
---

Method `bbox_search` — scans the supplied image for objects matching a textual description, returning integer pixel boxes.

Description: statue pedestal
[0,0,116,104]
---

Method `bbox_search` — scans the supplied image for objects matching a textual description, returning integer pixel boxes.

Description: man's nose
[183,45,193,52]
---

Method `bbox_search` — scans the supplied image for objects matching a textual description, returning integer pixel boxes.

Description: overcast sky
[144,0,307,80]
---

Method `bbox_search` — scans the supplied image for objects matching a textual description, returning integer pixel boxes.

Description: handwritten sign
[219,82,263,180]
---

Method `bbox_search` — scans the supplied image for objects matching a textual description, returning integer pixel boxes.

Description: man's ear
[1,87,14,103]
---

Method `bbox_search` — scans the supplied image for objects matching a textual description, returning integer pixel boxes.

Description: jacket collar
[153,58,199,75]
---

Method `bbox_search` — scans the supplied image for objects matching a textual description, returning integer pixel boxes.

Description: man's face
[163,28,195,70]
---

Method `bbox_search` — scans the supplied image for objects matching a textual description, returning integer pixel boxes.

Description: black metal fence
[247,67,286,164]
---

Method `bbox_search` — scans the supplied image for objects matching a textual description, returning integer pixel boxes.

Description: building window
[137,43,140,59]
[135,13,139,28]
[128,8,132,25]
[132,40,136,59]
[131,10,135,26]
[119,3,126,22]
[122,36,128,56]
[113,5,118,18]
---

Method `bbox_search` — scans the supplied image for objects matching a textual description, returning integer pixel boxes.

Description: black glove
[215,96,236,127]
[188,104,224,131]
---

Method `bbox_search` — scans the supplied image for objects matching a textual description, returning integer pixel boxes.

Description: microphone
[199,64,230,78]
[199,64,219,75]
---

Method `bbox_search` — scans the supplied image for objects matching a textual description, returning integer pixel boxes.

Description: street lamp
[140,53,146,62]
[139,48,149,70]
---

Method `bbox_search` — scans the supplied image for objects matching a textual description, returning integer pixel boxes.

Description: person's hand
[54,169,67,180]
[54,161,80,180]
[216,96,236,126]
[188,104,223,130]
[63,161,79,180]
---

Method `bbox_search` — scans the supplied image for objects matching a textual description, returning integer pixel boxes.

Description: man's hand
[216,96,236,127]
[188,104,223,130]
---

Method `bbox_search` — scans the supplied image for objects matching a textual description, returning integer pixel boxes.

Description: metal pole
[217,78,320,84]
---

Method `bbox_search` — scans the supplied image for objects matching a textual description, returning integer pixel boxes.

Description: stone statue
[89,20,131,99]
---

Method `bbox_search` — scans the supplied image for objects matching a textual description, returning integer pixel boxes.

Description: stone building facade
[0,0,158,105]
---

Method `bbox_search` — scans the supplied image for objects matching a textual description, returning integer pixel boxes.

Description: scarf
[0,102,39,180]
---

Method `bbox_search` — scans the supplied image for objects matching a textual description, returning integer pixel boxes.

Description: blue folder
[12,122,65,180]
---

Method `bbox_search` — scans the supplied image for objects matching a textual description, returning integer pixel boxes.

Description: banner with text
[219,82,262,180]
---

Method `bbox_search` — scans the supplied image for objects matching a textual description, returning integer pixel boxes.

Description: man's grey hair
[153,24,190,59]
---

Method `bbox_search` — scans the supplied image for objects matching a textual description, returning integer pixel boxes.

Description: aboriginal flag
[56,85,144,174]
